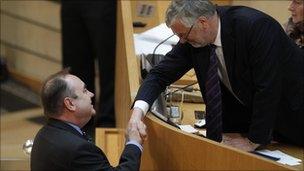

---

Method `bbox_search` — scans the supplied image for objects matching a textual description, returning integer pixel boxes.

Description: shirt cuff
[133,100,149,116]
[126,140,143,152]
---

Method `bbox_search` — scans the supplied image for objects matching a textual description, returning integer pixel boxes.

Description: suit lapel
[220,14,236,93]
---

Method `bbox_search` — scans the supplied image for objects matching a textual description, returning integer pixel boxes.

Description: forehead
[65,75,84,90]
[170,19,188,34]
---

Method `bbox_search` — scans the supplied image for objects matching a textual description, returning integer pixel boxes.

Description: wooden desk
[141,113,294,170]
[166,102,303,170]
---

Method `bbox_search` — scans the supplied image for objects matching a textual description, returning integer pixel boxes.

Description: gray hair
[165,0,216,27]
[41,68,77,118]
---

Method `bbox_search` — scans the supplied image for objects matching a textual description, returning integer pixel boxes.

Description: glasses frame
[183,23,194,41]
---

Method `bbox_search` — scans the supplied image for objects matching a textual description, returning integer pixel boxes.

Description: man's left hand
[222,133,260,152]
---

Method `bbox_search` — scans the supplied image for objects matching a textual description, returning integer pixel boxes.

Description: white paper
[133,23,179,55]
[198,130,206,137]
[256,149,302,166]
[138,23,179,45]
[134,34,174,55]
[178,125,198,134]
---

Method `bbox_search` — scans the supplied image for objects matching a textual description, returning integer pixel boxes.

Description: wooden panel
[232,0,290,24]
[115,0,140,128]
[95,128,125,166]
[0,44,61,81]
[0,159,30,171]
[141,114,294,170]
[0,108,43,171]
[0,14,61,62]
[131,0,160,33]
[8,69,43,94]
[156,0,171,24]
[212,0,233,6]
[0,0,60,30]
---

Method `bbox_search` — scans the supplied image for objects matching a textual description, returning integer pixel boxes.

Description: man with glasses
[130,0,303,151]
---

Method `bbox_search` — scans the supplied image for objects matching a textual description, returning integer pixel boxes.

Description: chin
[191,43,206,48]
[292,17,301,24]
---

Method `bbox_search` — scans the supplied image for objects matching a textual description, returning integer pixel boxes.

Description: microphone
[152,33,175,62]
[164,81,198,97]
[140,34,175,79]
[164,82,199,124]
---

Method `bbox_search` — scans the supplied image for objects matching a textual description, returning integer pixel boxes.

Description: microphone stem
[164,81,198,97]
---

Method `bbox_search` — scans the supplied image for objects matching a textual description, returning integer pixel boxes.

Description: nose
[89,91,94,98]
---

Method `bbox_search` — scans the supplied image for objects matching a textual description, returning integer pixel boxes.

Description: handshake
[126,108,147,145]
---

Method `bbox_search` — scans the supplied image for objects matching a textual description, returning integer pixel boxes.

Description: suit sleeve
[71,143,141,171]
[135,42,193,107]
[247,17,287,144]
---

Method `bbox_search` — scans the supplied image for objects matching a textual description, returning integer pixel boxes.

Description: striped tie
[205,44,222,142]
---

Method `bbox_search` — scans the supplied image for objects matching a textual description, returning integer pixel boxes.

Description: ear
[63,97,76,112]
[197,16,209,29]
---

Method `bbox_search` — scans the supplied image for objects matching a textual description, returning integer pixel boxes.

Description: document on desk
[178,125,199,134]
[255,149,302,166]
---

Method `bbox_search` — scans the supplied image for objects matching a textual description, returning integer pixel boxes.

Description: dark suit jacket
[135,6,304,145]
[31,118,141,171]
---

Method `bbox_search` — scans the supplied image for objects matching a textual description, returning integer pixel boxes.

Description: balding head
[41,68,77,118]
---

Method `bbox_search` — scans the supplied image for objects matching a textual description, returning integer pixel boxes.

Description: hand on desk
[222,133,260,152]
[128,108,148,143]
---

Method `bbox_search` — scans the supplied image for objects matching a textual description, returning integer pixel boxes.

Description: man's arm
[130,43,193,136]
[134,42,193,107]
[246,16,288,145]
[71,119,146,171]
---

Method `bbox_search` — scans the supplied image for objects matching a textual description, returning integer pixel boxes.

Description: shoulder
[31,125,105,170]
[218,6,279,26]
[218,6,283,40]
[33,124,88,153]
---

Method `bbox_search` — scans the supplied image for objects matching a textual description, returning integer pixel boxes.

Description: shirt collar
[64,121,83,135]
[212,18,222,47]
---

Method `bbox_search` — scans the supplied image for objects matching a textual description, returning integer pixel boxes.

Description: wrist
[132,107,144,120]
[248,139,260,150]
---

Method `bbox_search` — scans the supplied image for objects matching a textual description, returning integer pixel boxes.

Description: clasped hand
[126,108,147,145]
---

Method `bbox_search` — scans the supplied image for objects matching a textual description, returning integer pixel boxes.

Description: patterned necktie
[205,44,222,142]
[82,131,93,143]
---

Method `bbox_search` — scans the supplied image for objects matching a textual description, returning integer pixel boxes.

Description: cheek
[299,7,304,17]
[192,33,204,43]
[294,8,304,23]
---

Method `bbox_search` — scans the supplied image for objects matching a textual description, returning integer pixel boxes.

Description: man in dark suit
[129,0,303,151]
[31,69,146,171]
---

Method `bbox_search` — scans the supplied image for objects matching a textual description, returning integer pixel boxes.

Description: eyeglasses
[183,23,194,41]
